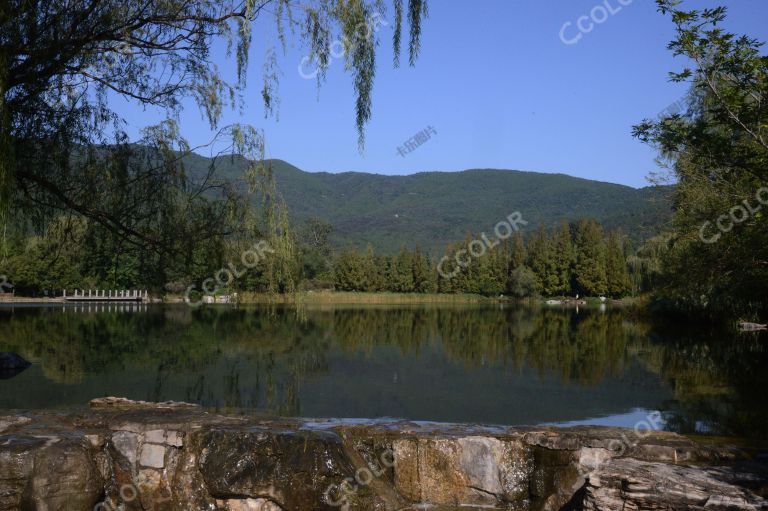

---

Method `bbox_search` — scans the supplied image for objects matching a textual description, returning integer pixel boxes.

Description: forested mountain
[188,154,671,253]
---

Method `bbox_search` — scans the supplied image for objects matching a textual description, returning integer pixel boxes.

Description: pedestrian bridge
[63,289,148,302]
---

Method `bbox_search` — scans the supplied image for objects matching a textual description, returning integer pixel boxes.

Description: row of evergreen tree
[5,212,633,299]
[333,219,632,298]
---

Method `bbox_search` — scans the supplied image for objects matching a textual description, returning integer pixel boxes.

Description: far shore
[167,291,501,306]
[0,296,65,304]
[1,291,645,307]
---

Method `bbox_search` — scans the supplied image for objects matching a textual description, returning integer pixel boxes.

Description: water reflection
[0,304,765,442]
[0,351,31,380]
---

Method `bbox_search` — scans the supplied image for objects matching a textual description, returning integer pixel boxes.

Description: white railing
[63,289,149,301]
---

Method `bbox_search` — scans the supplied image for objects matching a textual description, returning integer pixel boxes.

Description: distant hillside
[184,154,672,253]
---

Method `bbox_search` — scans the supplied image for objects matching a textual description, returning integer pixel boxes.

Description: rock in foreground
[0,399,765,510]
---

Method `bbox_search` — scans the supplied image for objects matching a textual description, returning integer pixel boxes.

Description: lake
[1,303,765,442]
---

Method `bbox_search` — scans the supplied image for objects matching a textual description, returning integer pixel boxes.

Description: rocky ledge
[0,398,766,511]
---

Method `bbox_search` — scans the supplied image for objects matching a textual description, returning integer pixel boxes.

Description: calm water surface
[0,303,765,442]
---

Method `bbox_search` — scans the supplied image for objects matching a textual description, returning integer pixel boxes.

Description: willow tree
[0,0,429,266]
[634,1,768,316]
[605,231,631,298]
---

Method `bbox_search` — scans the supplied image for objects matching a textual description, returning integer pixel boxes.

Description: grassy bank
[166,291,648,307]
[0,296,65,304]
[231,291,499,305]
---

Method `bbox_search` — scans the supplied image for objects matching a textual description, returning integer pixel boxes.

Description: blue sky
[114,0,768,188]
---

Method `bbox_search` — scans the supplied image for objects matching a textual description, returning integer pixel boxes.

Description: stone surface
[0,433,103,510]
[166,430,183,447]
[582,457,768,511]
[393,436,532,507]
[197,428,372,510]
[217,498,284,510]
[90,396,201,410]
[112,430,139,465]
[140,443,166,468]
[0,415,31,434]
[145,429,167,443]
[0,400,764,511]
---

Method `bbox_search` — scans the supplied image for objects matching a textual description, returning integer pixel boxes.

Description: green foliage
[508,266,536,298]
[527,226,558,296]
[552,222,574,295]
[573,219,608,297]
[334,244,430,293]
[299,217,334,284]
[1,0,428,260]
[627,235,668,296]
[606,232,632,298]
[333,248,370,292]
[388,247,415,292]
[202,158,673,254]
[333,219,632,298]
[509,233,527,270]
[256,161,300,294]
[412,247,436,293]
[634,2,768,317]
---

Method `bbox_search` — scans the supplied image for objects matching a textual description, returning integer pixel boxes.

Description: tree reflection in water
[0,304,765,443]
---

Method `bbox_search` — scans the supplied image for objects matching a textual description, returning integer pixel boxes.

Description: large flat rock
[0,400,764,510]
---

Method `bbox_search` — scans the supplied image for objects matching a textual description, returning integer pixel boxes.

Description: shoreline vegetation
[0,291,646,308]
[229,291,647,307]
[232,291,496,305]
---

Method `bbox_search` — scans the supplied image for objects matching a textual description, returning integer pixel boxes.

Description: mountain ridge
[302,165,651,189]
[184,154,672,253]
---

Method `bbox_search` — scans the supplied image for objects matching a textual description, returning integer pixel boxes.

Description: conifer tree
[437,243,460,294]
[412,247,435,293]
[363,245,382,292]
[390,247,415,292]
[334,249,366,291]
[454,235,476,294]
[506,233,534,297]
[527,226,558,296]
[552,221,574,296]
[509,233,527,270]
[573,219,608,296]
[489,244,508,295]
